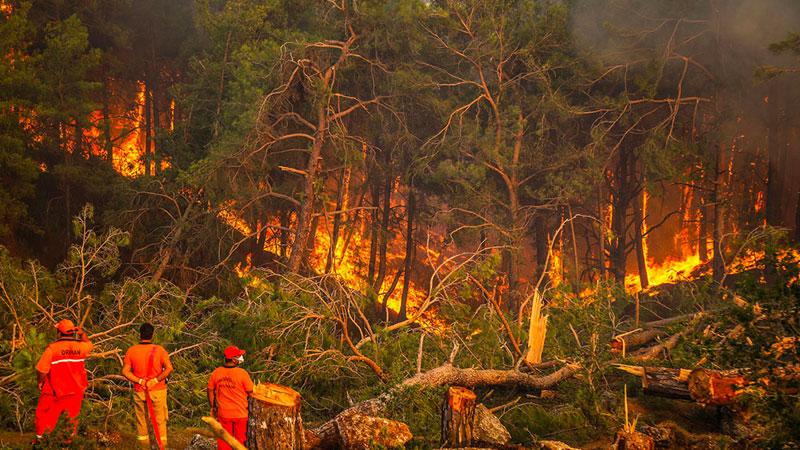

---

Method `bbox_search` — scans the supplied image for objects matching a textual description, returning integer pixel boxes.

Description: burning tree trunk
[246,383,305,450]
[441,386,477,447]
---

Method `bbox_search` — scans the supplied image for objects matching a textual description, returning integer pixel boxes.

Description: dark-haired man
[122,323,173,449]
[34,319,93,442]
[208,346,254,450]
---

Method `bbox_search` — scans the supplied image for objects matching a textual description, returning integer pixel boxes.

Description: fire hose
[145,385,164,450]
[145,345,165,450]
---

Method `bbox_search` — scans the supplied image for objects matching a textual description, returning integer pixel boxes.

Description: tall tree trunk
[765,83,787,227]
[698,187,709,262]
[212,31,232,141]
[367,180,380,285]
[633,188,649,290]
[326,168,348,273]
[611,146,631,284]
[151,82,160,176]
[102,75,113,166]
[712,142,725,283]
[375,158,393,291]
[279,210,290,259]
[399,186,415,321]
[795,191,800,242]
[599,188,608,280]
[533,214,549,285]
[287,106,327,273]
[144,78,152,176]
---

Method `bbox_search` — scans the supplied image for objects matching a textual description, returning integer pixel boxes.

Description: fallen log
[616,364,749,406]
[442,386,477,447]
[611,328,667,355]
[687,368,746,406]
[403,362,580,390]
[615,365,692,400]
[625,313,705,361]
[247,383,305,450]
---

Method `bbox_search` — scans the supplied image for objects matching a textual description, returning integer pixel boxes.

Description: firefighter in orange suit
[208,346,254,449]
[34,319,94,442]
[122,322,173,449]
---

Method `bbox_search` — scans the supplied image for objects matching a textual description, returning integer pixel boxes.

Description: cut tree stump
[687,368,746,406]
[247,382,305,450]
[442,386,478,447]
[334,412,412,450]
[612,430,655,450]
[616,365,692,400]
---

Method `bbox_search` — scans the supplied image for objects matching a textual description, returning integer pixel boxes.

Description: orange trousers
[217,417,247,450]
[35,393,83,439]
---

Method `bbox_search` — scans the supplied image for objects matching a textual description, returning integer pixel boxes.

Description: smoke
[569,0,800,256]
[570,0,800,70]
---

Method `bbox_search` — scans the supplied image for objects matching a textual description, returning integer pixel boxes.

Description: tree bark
[399,186,415,321]
[288,102,327,273]
[611,145,632,284]
[618,365,693,400]
[102,75,113,166]
[795,191,800,242]
[441,386,477,448]
[367,180,380,285]
[633,188,649,290]
[533,214,549,280]
[247,383,305,450]
[712,142,725,283]
[326,167,348,273]
[698,190,708,262]
[375,155,393,291]
[279,209,290,259]
[144,78,152,176]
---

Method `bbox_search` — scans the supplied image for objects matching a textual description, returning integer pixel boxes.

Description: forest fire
[224,194,430,319]
[3,1,800,447]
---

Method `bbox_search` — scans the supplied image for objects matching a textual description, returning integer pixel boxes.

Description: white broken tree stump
[334,412,412,450]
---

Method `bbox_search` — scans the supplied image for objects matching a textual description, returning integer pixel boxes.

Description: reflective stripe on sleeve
[50,358,86,365]
[136,435,150,441]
